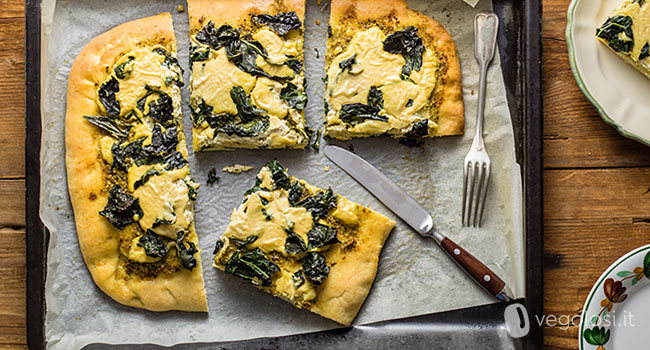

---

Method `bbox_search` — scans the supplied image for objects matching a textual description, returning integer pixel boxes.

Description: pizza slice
[324,0,464,143]
[212,160,395,325]
[188,0,309,151]
[65,13,208,312]
[596,0,650,79]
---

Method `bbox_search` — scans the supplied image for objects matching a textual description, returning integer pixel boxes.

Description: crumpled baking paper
[39,0,523,348]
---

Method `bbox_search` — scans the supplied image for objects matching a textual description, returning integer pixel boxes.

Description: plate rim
[578,244,650,349]
[565,0,650,148]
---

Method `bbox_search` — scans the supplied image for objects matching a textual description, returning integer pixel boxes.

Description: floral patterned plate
[580,245,650,350]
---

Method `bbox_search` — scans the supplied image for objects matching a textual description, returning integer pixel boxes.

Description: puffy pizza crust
[65,13,208,312]
[327,0,464,138]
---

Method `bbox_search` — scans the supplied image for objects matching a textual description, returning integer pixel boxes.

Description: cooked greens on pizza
[188,0,308,150]
[324,0,464,143]
[65,14,207,312]
[596,0,650,78]
[213,160,395,325]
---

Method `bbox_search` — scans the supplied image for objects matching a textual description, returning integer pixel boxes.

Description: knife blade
[324,145,514,302]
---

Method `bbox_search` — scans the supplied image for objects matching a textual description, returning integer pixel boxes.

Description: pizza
[65,13,208,312]
[212,160,396,325]
[596,0,650,79]
[188,0,309,151]
[324,0,464,143]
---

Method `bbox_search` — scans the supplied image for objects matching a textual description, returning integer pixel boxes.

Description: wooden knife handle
[440,236,506,297]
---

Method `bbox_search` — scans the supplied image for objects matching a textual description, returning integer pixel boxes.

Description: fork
[462,12,499,228]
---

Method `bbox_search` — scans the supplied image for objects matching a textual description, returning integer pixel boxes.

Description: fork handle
[439,235,512,301]
[473,12,499,148]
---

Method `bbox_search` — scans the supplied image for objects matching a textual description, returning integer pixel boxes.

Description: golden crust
[65,13,208,312]
[329,0,464,137]
[310,199,395,325]
[188,0,305,33]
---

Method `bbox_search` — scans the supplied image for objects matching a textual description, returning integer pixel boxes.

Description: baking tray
[24,0,543,348]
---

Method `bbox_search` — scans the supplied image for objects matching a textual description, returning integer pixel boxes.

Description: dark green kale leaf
[261,208,273,221]
[207,168,220,185]
[296,188,338,219]
[99,186,143,230]
[163,152,188,170]
[189,44,211,64]
[253,12,302,36]
[213,239,225,255]
[259,196,270,206]
[152,47,184,87]
[406,99,414,107]
[231,86,268,122]
[367,86,384,110]
[307,223,339,250]
[635,0,646,6]
[399,119,429,147]
[292,270,305,288]
[217,116,270,137]
[339,103,388,125]
[186,179,199,201]
[114,56,134,79]
[280,83,307,110]
[146,93,174,126]
[195,22,291,81]
[309,128,322,151]
[225,247,280,287]
[177,239,198,270]
[191,98,214,125]
[285,57,303,73]
[232,235,258,247]
[302,252,330,285]
[245,177,263,197]
[266,159,291,190]
[338,54,357,72]
[640,43,650,60]
[133,168,162,190]
[596,15,634,53]
[288,181,305,206]
[383,26,425,79]
[138,230,168,258]
[146,124,178,155]
[111,139,148,171]
[98,77,121,116]
[83,116,131,140]
[284,227,307,255]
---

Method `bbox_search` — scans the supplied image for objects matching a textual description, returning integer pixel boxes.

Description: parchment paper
[40,0,524,348]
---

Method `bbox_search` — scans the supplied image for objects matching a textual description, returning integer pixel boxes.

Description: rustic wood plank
[543,1,650,169]
[544,167,650,349]
[0,18,25,178]
[0,0,23,19]
[0,180,25,228]
[0,227,25,347]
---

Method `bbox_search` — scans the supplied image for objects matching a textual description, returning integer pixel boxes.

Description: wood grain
[543,168,650,349]
[0,17,25,178]
[543,1,650,169]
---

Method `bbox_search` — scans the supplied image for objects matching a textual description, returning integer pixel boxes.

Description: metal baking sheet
[25,0,543,348]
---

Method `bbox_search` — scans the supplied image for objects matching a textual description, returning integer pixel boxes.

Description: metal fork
[462,12,499,227]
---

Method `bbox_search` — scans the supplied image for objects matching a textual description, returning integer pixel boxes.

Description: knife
[324,145,514,302]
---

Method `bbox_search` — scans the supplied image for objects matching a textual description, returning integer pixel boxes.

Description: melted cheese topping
[190,26,307,151]
[110,47,173,117]
[224,168,313,255]
[192,47,257,115]
[325,27,441,138]
[132,167,193,239]
[609,0,650,65]
[99,136,115,164]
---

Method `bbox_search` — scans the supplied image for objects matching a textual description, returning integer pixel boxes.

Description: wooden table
[1,1,649,348]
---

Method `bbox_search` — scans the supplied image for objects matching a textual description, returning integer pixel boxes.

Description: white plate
[567,0,650,147]
[579,245,650,349]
